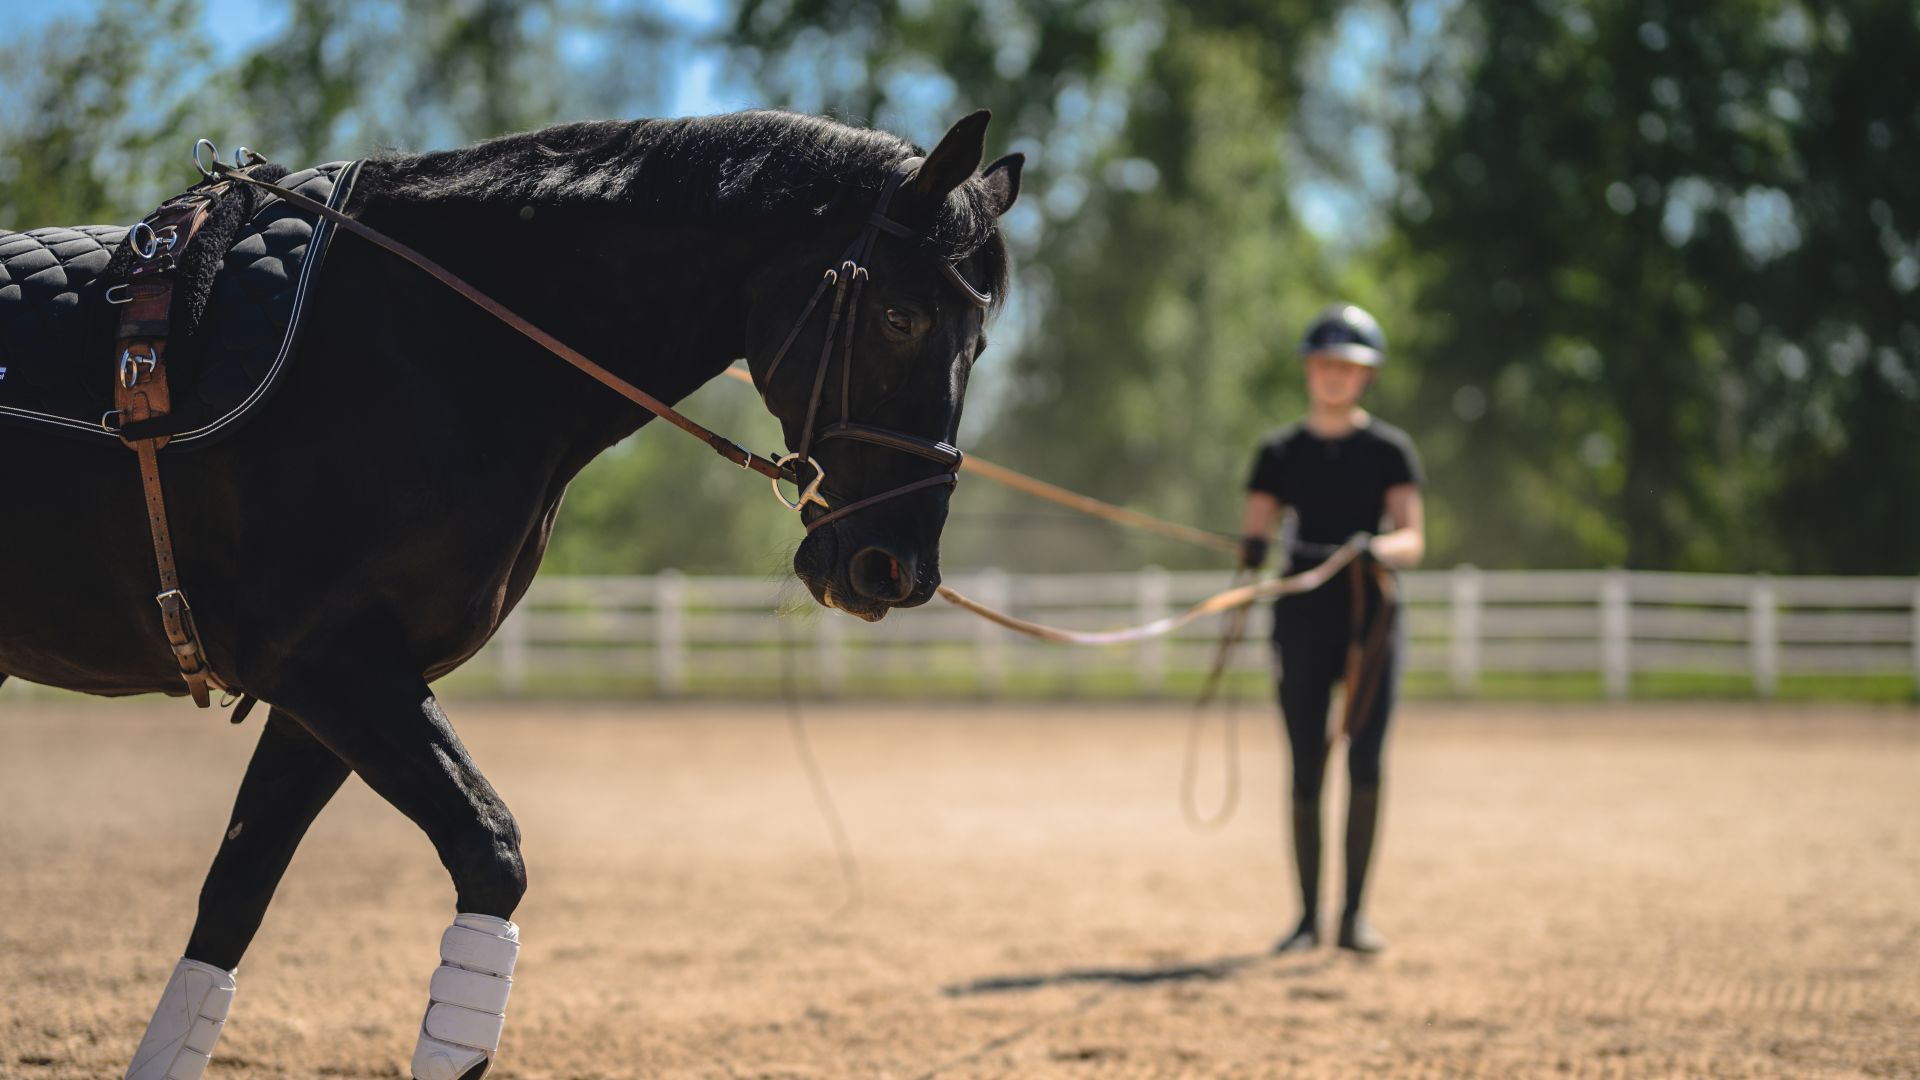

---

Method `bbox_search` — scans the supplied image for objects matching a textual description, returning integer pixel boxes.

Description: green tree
[1393,0,1920,572]
[0,0,222,227]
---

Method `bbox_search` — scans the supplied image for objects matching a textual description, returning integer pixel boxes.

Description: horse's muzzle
[794,526,940,622]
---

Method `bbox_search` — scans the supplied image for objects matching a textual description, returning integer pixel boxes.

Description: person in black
[1238,304,1425,954]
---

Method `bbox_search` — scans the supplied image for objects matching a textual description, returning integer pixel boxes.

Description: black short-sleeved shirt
[1247,419,1423,550]
[1247,418,1423,639]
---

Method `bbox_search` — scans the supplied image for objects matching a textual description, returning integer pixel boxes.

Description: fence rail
[461,568,1920,699]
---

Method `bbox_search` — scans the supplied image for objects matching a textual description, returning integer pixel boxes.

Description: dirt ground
[1,695,1916,1079]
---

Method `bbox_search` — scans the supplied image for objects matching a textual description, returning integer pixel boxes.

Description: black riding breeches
[1274,632,1400,802]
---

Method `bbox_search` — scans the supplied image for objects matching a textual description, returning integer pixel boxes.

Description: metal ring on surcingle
[129,221,159,260]
[193,138,220,179]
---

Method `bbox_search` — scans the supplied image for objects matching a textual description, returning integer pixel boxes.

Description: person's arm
[1370,484,1424,568]
[1238,491,1282,569]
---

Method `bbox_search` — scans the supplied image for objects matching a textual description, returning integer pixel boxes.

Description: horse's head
[747,111,1022,621]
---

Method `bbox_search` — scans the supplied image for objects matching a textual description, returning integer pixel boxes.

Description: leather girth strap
[111,183,243,707]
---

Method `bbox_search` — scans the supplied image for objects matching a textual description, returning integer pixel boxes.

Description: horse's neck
[363,198,766,464]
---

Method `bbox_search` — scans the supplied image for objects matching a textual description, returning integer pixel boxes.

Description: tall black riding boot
[1339,784,1387,953]
[1274,795,1322,952]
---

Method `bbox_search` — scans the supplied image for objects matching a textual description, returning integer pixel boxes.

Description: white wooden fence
[463,568,1920,699]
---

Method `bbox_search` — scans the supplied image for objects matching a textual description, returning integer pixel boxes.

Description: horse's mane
[368,111,1008,307]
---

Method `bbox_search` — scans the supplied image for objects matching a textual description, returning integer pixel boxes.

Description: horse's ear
[981,153,1023,216]
[901,110,992,218]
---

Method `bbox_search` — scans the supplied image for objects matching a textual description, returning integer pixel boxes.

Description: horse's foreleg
[124,707,350,1080]
[275,669,525,1080]
[188,707,353,966]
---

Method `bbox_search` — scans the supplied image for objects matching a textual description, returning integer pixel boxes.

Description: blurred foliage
[537,378,801,578]
[2,0,1914,574]
[0,0,221,225]
[1390,0,1920,572]
[733,0,1920,574]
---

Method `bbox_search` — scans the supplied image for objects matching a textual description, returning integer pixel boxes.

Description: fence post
[655,569,685,697]
[1137,565,1171,697]
[1749,577,1779,700]
[1910,580,1920,699]
[1449,564,1481,696]
[495,607,530,696]
[975,568,1010,697]
[1600,570,1631,701]
[817,608,846,698]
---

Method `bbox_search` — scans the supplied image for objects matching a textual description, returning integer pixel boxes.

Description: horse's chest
[417,485,566,679]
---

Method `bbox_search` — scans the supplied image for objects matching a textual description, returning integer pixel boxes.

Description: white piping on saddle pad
[411,913,520,1080]
[124,957,236,1080]
[0,160,363,444]
[168,159,364,446]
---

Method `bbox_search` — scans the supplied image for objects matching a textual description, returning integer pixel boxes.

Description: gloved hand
[1237,535,1269,571]
[1356,532,1378,559]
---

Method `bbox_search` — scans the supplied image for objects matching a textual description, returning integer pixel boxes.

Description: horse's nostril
[849,547,915,603]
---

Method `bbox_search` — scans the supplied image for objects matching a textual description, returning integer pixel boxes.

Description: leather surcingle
[106,165,272,706]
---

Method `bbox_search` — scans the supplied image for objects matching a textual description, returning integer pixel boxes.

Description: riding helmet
[1298,303,1386,368]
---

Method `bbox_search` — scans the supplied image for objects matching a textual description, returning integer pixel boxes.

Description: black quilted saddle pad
[0,159,363,448]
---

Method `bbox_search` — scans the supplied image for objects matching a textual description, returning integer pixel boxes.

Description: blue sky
[0,1,286,58]
[0,0,746,116]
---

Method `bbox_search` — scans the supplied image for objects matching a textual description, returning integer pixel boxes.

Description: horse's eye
[884,307,917,335]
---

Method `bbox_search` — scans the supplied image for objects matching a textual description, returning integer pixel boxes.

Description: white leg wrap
[124,958,236,1080]
[411,914,519,1080]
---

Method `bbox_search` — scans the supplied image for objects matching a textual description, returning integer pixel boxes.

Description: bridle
[759,156,992,533]
[200,147,991,535]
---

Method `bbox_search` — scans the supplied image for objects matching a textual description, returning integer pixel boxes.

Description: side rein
[119,145,991,705]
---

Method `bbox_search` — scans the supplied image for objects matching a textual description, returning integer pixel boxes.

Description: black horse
[0,109,1020,1079]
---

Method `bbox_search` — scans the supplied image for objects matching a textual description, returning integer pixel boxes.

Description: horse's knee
[441,816,527,917]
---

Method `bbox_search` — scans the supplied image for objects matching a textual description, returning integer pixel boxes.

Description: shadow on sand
[941,950,1331,996]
